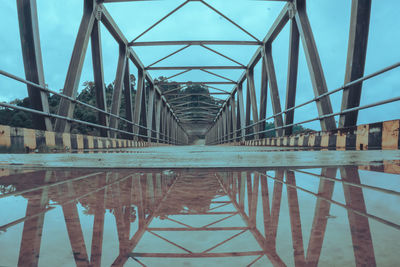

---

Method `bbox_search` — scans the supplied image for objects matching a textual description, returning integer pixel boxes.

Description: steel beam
[147,84,155,141]
[160,82,236,85]
[259,55,268,139]
[173,101,221,108]
[162,103,168,143]
[155,95,162,143]
[109,45,128,137]
[16,0,52,131]
[339,0,372,128]
[199,69,237,83]
[123,60,134,137]
[200,44,245,67]
[227,101,232,141]
[130,41,261,46]
[130,0,190,43]
[149,66,244,70]
[168,94,218,102]
[91,17,109,137]
[206,85,231,94]
[236,83,246,141]
[222,107,227,142]
[246,69,259,139]
[147,45,191,68]
[283,18,299,136]
[245,80,252,138]
[133,69,145,138]
[263,45,284,137]
[199,0,260,42]
[55,0,95,132]
[231,95,237,140]
[295,1,336,131]
[176,111,217,116]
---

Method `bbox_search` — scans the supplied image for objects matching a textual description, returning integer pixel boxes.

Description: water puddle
[0,163,399,266]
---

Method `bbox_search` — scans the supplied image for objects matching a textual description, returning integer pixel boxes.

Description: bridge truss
[0,0,398,146]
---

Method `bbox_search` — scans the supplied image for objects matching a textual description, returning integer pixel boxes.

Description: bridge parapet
[0,124,164,153]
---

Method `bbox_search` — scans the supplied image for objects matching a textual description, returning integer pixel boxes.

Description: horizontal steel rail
[0,70,183,144]
[207,62,400,144]
[0,101,181,144]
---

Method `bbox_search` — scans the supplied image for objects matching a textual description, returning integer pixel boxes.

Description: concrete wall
[0,124,165,153]
[229,119,400,150]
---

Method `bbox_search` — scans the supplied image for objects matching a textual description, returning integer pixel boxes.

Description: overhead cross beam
[174,107,221,112]
[173,101,222,107]
[149,66,245,70]
[131,41,261,46]
[159,81,236,85]
[168,94,222,102]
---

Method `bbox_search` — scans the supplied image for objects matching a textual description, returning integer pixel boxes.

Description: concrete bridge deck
[1,145,399,169]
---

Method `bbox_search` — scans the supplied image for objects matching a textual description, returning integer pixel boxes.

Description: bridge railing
[205,1,399,145]
[0,69,181,144]
[206,62,400,145]
[1,0,189,146]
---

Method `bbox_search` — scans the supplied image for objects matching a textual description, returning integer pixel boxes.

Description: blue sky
[0,0,399,130]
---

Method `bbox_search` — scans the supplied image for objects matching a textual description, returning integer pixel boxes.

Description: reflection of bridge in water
[1,164,399,266]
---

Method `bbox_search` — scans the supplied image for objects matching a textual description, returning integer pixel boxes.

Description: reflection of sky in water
[0,165,399,266]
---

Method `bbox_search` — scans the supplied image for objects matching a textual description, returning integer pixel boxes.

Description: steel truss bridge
[0,0,398,146]
[0,1,399,266]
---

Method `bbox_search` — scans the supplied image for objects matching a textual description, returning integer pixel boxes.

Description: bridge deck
[1,145,399,169]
